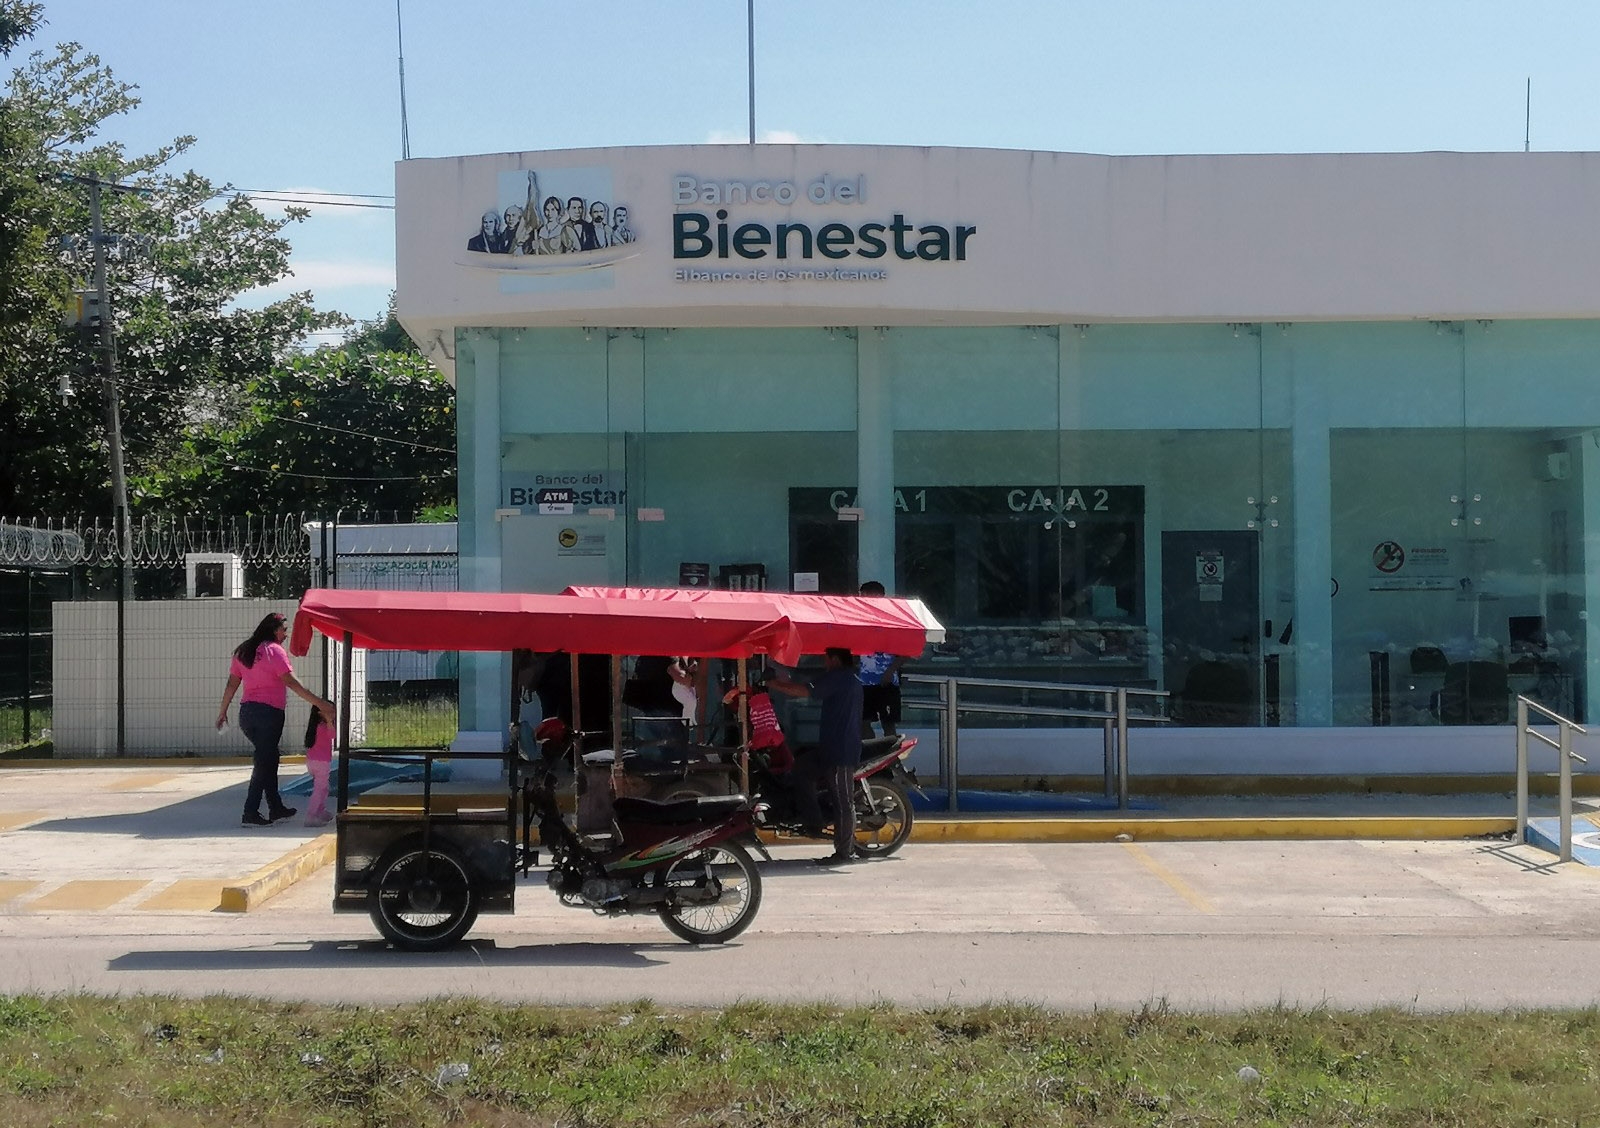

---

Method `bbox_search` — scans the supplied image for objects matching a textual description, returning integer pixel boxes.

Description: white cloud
[703,128,821,145]
[241,258,396,319]
[276,259,396,291]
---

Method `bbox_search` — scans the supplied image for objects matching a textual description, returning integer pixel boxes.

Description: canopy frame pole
[737,657,750,797]
[336,630,353,813]
[610,654,623,752]
[569,652,584,809]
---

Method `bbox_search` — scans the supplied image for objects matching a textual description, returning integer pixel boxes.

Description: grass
[365,699,457,750]
[3,996,1600,1126]
[0,705,51,755]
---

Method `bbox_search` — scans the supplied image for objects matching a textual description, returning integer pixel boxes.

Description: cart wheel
[854,779,914,857]
[657,840,762,944]
[368,838,479,951]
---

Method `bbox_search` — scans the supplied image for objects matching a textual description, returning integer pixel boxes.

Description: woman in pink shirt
[216,612,334,827]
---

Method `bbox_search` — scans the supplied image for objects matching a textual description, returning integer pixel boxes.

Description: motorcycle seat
[620,745,731,771]
[614,794,748,825]
[861,736,900,757]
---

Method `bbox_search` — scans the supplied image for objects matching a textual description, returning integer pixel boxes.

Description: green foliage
[0,11,347,516]
[0,3,43,55]
[342,292,421,359]
[143,347,456,515]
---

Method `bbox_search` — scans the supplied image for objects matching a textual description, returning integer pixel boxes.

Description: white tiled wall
[51,599,365,757]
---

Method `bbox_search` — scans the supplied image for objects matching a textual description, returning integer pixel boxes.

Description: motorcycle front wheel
[368,838,479,951]
[657,840,763,944]
[854,778,914,857]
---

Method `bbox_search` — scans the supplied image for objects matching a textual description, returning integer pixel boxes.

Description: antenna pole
[747,0,756,145]
[1524,77,1530,152]
[397,0,412,160]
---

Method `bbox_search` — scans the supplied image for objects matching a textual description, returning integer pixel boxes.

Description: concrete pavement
[7,760,1600,1012]
[0,762,327,913]
[0,760,1557,919]
[5,832,1600,1009]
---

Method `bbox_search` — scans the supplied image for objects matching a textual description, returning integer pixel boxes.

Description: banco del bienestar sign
[671,173,975,284]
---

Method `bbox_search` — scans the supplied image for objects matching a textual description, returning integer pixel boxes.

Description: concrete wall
[50,599,356,757]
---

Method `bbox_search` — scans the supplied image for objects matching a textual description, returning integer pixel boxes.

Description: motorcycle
[615,731,924,858]
[518,741,765,945]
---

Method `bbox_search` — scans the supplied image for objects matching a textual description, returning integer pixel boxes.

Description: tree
[146,348,456,517]
[0,5,342,516]
[341,291,421,360]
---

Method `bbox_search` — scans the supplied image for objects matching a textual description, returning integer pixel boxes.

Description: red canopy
[561,586,938,658]
[289,588,803,663]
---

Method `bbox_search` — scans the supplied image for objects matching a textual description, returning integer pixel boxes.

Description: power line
[107,371,454,455]
[224,461,449,483]
[234,193,393,210]
[234,189,393,200]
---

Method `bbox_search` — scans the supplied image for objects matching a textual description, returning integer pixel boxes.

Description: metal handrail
[901,673,1168,812]
[1515,695,1589,862]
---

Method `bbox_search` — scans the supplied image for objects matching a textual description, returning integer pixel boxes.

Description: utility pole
[62,173,146,756]
[86,177,131,564]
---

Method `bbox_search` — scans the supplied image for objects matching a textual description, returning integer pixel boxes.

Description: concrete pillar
[856,327,895,590]
[1580,434,1600,723]
[457,329,505,740]
[1290,337,1334,726]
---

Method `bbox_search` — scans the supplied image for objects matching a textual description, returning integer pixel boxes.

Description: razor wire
[0,515,317,567]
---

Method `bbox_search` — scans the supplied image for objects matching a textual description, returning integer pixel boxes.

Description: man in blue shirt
[856,581,905,736]
[768,648,864,865]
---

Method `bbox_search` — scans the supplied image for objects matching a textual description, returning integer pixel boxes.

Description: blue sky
[19,1,1600,340]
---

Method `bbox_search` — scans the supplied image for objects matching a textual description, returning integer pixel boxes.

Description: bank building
[396,143,1600,779]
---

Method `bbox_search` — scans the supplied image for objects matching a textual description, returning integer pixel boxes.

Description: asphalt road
[6,836,1600,1011]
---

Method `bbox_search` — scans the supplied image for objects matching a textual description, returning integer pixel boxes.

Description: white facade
[396,144,1600,776]
[399,146,1600,370]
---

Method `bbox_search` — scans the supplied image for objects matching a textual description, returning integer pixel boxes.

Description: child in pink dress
[302,708,335,827]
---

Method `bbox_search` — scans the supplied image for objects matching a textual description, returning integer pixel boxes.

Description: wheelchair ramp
[1525,815,1600,865]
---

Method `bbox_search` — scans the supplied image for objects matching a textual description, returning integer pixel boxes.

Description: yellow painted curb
[0,757,257,769]
[911,815,1516,843]
[220,834,336,913]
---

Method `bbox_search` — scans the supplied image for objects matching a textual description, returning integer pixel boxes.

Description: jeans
[793,756,857,857]
[239,701,287,817]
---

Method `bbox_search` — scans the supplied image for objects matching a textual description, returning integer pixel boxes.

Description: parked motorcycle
[527,746,764,945]
[621,733,923,858]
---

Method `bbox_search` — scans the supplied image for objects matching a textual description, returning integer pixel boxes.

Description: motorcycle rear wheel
[368,839,479,951]
[854,778,914,857]
[657,840,763,944]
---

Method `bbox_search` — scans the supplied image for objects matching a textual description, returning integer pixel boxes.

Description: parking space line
[1122,842,1215,914]
[104,773,179,792]
[136,880,227,912]
[0,880,41,905]
[0,811,46,832]
[29,880,150,911]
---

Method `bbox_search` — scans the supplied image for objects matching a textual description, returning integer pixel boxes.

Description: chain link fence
[0,515,458,757]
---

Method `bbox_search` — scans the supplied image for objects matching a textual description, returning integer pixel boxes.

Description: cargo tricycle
[288,586,941,950]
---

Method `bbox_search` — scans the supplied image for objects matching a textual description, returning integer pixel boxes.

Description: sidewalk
[0,760,1587,915]
[0,762,331,914]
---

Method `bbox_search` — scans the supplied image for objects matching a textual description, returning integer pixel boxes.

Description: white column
[856,327,895,589]
[1291,343,1334,726]
[1581,435,1600,723]
[458,330,505,741]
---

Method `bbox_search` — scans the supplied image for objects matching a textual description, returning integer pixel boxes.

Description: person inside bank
[1062,525,1136,619]
[856,580,906,736]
